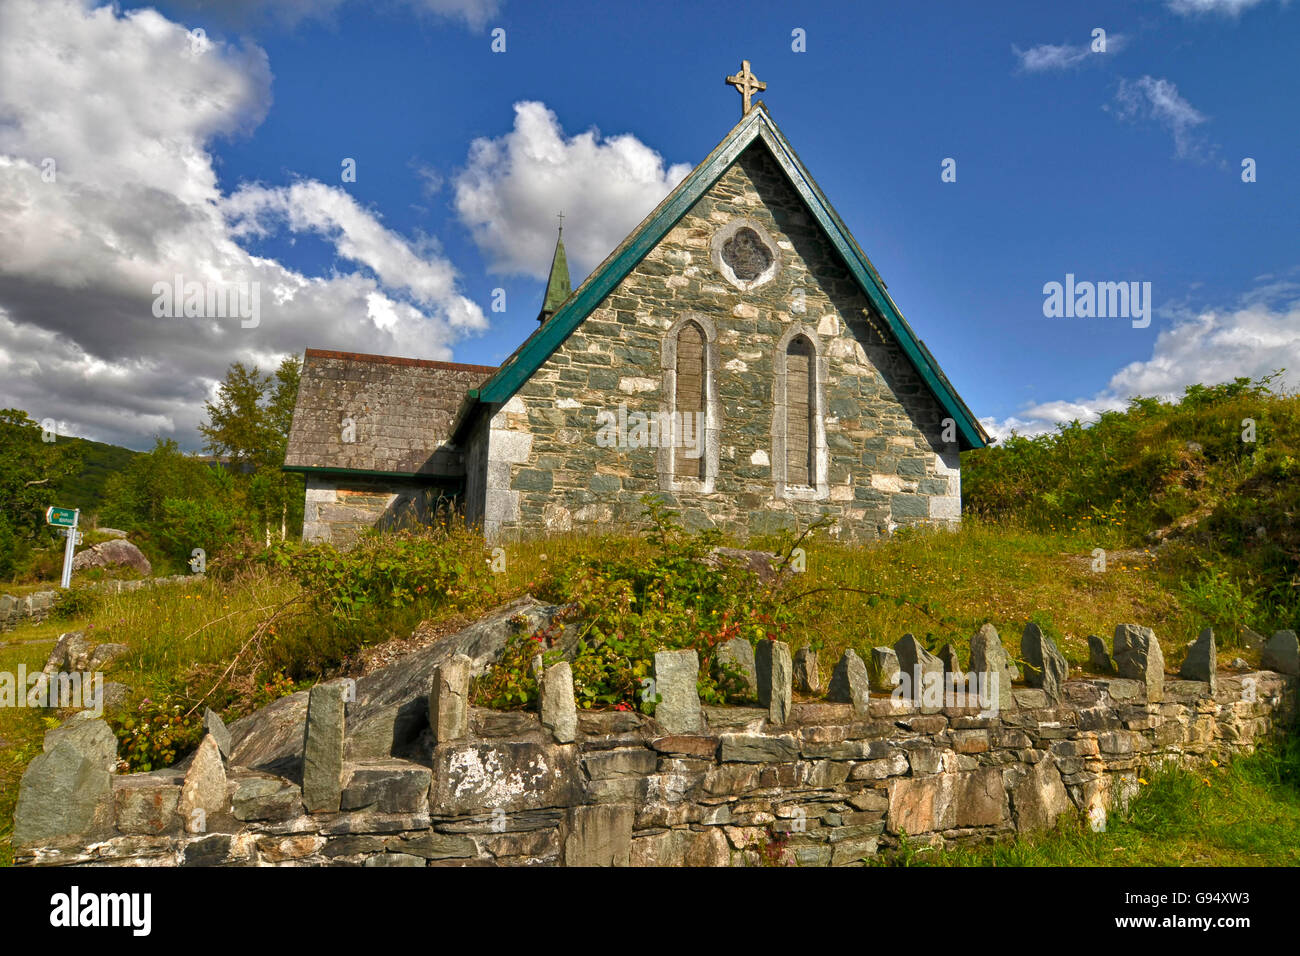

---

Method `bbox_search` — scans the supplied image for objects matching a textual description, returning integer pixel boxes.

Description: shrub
[109,698,204,773]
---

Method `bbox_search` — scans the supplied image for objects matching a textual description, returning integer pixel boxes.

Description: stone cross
[725,59,766,116]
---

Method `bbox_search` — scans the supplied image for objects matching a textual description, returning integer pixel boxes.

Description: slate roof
[457,103,990,451]
[284,349,497,478]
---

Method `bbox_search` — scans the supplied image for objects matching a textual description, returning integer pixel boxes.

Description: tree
[0,409,83,539]
[197,357,304,542]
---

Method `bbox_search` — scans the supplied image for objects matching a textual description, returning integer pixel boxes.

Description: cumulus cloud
[1108,75,1215,162]
[982,287,1300,442]
[454,101,693,281]
[1013,34,1127,72]
[0,0,484,449]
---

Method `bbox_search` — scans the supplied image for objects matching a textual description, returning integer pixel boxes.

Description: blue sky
[0,0,1297,448]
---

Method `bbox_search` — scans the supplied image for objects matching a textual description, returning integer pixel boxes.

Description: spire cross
[556,211,564,235]
[725,60,766,116]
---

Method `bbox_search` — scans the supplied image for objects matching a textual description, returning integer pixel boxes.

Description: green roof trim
[470,105,989,451]
[537,229,572,321]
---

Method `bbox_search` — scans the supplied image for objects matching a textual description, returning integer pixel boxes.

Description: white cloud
[453,101,693,281]
[161,0,500,31]
[0,0,485,449]
[1109,75,1215,162]
[1166,0,1279,16]
[1013,34,1127,72]
[982,290,1300,442]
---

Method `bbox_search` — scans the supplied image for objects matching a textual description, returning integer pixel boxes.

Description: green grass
[881,738,1300,867]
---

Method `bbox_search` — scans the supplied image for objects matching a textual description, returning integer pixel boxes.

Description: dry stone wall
[15,618,1296,867]
[0,574,197,632]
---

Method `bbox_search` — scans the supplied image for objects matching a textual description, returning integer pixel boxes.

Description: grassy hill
[50,437,139,516]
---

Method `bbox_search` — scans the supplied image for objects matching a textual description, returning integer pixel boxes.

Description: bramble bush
[525,495,798,712]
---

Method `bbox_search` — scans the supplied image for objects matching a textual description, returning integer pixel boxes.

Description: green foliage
[0,410,84,573]
[109,698,204,773]
[534,495,797,711]
[256,526,490,680]
[964,373,1300,634]
[472,617,565,709]
[51,586,101,622]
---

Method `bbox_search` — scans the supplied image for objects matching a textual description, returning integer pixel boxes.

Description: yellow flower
[1138,777,1148,786]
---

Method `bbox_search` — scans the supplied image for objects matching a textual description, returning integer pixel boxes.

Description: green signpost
[45,506,80,588]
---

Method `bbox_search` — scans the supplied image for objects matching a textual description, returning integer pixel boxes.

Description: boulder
[87,643,129,671]
[705,547,779,583]
[1113,624,1165,703]
[1021,623,1069,703]
[826,649,870,714]
[13,730,115,846]
[1179,628,1217,696]
[1261,630,1299,676]
[71,539,151,576]
[1087,635,1115,674]
[653,649,702,734]
[866,647,901,693]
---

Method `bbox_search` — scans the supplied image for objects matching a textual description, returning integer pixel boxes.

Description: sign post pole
[46,506,80,589]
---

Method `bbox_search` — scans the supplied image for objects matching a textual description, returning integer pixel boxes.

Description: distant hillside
[51,437,139,515]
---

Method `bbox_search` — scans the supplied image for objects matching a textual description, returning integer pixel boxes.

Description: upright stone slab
[654,649,702,734]
[938,643,962,675]
[969,624,1016,714]
[303,678,349,813]
[766,641,793,725]
[179,733,227,833]
[203,707,232,761]
[1021,622,1069,703]
[1261,630,1299,676]
[12,718,116,847]
[827,649,870,714]
[1179,627,1217,696]
[867,647,901,693]
[540,660,578,744]
[1087,635,1115,674]
[792,646,820,695]
[894,634,943,702]
[1113,624,1165,703]
[718,637,758,699]
[429,654,471,744]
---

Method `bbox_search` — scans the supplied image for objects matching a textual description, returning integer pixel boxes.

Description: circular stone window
[710,217,781,291]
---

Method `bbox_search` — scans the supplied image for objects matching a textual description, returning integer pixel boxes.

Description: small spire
[537,222,572,324]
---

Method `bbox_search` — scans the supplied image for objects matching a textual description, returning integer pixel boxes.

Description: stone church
[284,63,989,546]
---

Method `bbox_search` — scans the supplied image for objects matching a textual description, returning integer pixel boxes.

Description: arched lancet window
[674,320,706,481]
[784,334,815,485]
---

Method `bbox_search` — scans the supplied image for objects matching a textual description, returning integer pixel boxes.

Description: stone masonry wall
[303,474,452,547]
[16,651,1294,867]
[482,144,961,542]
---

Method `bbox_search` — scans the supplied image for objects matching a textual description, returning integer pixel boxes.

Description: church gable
[466,127,979,540]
